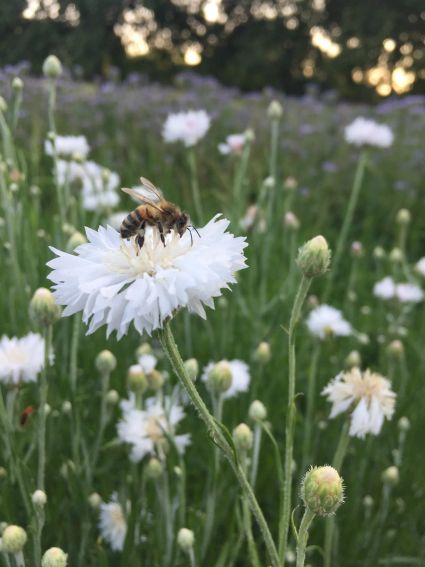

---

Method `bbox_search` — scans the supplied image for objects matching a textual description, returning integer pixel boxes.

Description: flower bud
[382,466,399,486]
[128,365,147,394]
[177,528,195,552]
[267,100,283,119]
[253,341,271,365]
[61,401,72,415]
[263,176,275,189]
[244,128,255,143]
[284,176,298,190]
[397,416,410,432]
[0,467,7,479]
[297,236,331,278]
[373,246,385,260]
[387,340,404,358]
[351,241,363,257]
[2,525,27,554]
[43,55,62,79]
[95,350,116,374]
[301,466,344,516]
[106,389,120,405]
[207,361,232,394]
[183,358,199,381]
[396,209,411,225]
[233,423,253,452]
[146,457,164,480]
[249,400,267,422]
[0,96,7,113]
[363,495,374,509]
[136,342,153,357]
[345,350,361,369]
[66,231,86,253]
[12,77,23,91]
[42,547,68,567]
[146,369,164,391]
[32,489,47,508]
[389,247,403,263]
[29,287,62,327]
[88,492,102,509]
[284,212,300,230]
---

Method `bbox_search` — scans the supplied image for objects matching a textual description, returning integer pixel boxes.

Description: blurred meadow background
[0,1,425,566]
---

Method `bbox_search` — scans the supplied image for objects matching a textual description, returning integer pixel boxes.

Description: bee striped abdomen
[120,208,143,238]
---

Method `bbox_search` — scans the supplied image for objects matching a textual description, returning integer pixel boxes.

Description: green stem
[249,423,262,488]
[279,275,312,561]
[296,508,315,567]
[69,314,81,394]
[187,148,204,224]
[157,321,280,567]
[33,509,45,566]
[301,343,321,471]
[325,150,368,300]
[232,142,252,222]
[323,421,350,567]
[89,370,110,484]
[37,325,52,490]
[269,118,280,181]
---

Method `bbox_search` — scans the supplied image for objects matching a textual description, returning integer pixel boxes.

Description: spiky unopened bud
[249,400,267,422]
[177,528,195,552]
[43,55,62,79]
[32,489,47,508]
[183,358,199,381]
[95,350,116,374]
[233,423,253,452]
[2,525,27,554]
[41,547,68,567]
[382,466,399,486]
[267,100,283,119]
[207,361,232,394]
[302,466,344,516]
[29,287,62,326]
[297,236,331,278]
[146,457,163,480]
[128,365,147,393]
[396,209,411,225]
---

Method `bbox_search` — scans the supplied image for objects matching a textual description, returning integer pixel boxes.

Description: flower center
[6,347,28,365]
[145,415,166,443]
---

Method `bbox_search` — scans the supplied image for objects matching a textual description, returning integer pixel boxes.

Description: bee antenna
[187,227,194,246]
[190,225,201,238]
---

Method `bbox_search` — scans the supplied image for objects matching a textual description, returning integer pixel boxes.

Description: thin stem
[232,141,252,222]
[69,314,81,394]
[33,509,45,566]
[269,118,280,181]
[279,275,312,561]
[296,508,315,567]
[301,343,321,471]
[37,325,52,490]
[324,150,368,300]
[89,370,110,484]
[323,421,350,567]
[249,423,262,488]
[157,321,280,567]
[187,148,204,224]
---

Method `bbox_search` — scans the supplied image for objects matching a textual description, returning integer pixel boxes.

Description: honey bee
[120,177,199,250]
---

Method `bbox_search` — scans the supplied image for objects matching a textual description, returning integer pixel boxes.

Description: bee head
[176,213,189,237]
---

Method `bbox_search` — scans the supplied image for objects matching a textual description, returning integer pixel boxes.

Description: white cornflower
[201,360,250,399]
[98,496,127,551]
[218,133,246,155]
[373,277,424,303]
[138,353,157,374]
[0,333,45,385]
[117,396,190,462]
[45,135,90,159]
[322,368,396,438]
[162,110,210,147]
[415,257,425,277]
[344,117,393,148]
[306,305,352,339]
[47,215,247,338]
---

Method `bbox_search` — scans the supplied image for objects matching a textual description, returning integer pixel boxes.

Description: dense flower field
[0,58,424,566]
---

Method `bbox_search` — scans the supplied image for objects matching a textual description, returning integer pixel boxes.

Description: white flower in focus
[47,216,247,338]
[322,368,396,438]
[344,117,393,148]
[163,110,210,147]
[373,277,424,303]
[117,396,190,462]
[0,333,45,385]
[45,135,90,159]
[306,305,352,339]
[138,353,157,374]
[201,360,250,399]
[415,257,425,277]
[218,133,246,155]
[98,496,127,551]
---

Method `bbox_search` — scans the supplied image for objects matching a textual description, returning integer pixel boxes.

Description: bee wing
[139,176,164,201]
[121,187,165,212]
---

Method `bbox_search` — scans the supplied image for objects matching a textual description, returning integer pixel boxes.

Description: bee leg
[136,221,146,253]
[157,222,166,247]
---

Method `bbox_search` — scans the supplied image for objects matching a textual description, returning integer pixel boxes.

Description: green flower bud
[183,358,199,381]
[244,128,255,143]
[389,247,403,263]
[0,97,7,113]
[253,341,271,364]
[128,365,147,394]
[12,77,23,91]
[177,528,195,552]
[302,466,344,516]
[345,350,361,369]
[233,423,253,452]
[387,340,404,358]
[61,401,72,415]
[2,525,27,554]
[146,457,163,480]
[267,99,283,119]
[106,389,120,405]
[32,489,47,508]
[284,212,300,230]
[382,466,399,486]
[363,495,374,509]
[146,369,164,391]
[66,231,86,253]
[373,246,385,260]
[397,416,410,432]
[42,547,68,567]
[88,492,102,509]
[297,235,331,279]
[396,209,411,225]
[136,342,153,357]
[207,361,232,394]
[0,466,7,479]
[248,400,267,422]
[43,55,62,79]
[95,350,116,373]
[29,287,62,327]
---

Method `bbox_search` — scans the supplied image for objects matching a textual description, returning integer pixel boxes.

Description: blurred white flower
[117,396,190,462]
[47,216,247,338]
[322,368,396,438]
[138,353,157,374]
[45,135,90,159]
[373,277,424,303]
[344,117,393,148]
[218,133,246,155]
[306,305,352,339]
[239,205,259,232]
[162,110,210,147]
[415,257,425,277]
[106,211,128,230]
[201,359,250,399]
[98,497,127,551]
[0,333,45,385]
